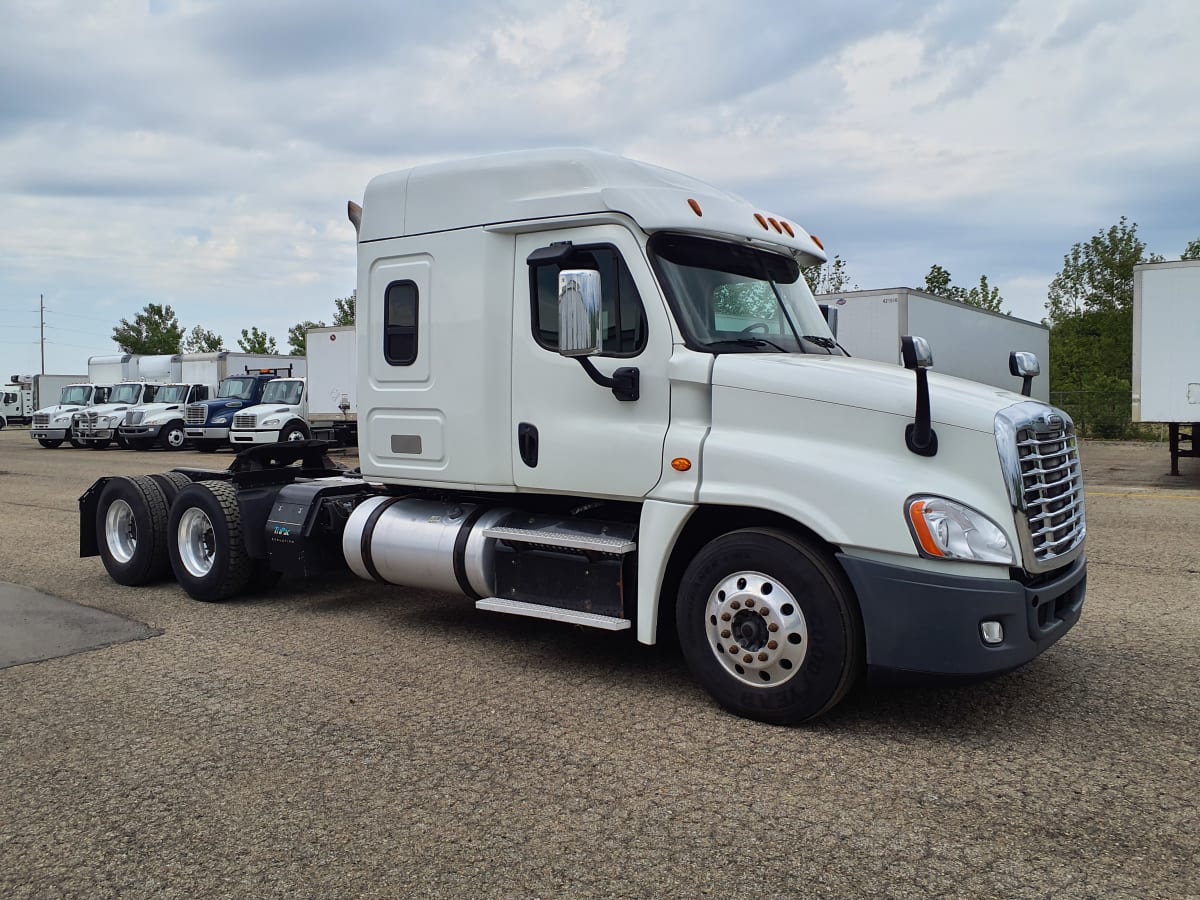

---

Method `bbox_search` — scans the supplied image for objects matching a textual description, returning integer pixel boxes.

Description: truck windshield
[262,380,304,405]
[61,386,91,404]
[218,377,257,400]
[648,233,842,355]
[155,385,189,404]
[110,383,143,404]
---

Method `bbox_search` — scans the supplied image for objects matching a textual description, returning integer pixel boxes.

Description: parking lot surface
[0,431,1197,898]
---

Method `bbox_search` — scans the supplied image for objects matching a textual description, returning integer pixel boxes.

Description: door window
[528,245,647,357]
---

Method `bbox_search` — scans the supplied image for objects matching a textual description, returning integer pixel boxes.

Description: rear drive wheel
[168,480,252,602]
[37,438,64,449]
[676,528,862,725]
[96,475,172,585]
[159,421,187,451]
[149,471,194,507]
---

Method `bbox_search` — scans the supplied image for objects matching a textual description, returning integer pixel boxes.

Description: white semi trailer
[1133,259,1200,475]
[80,150,1087,724]
[817,288,1050,401]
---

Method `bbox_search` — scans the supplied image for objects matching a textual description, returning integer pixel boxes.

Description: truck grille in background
[83,411,98,425]
[1014,418,1085,568]
[33,413,50,427]
[233,414,256,429]
[125,410,144,425]
[186,405,206,425]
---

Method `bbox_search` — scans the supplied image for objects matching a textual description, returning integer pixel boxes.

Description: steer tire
[279,422,311,442]
[168,480,252,602]
[95,475,172,586]
[159,421,187,451]
[88,438,112,450]
[69,436,86,449]
[676,528,863,725]
[37,439,64,449]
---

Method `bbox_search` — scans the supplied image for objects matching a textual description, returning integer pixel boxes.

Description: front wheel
[37,438,64,449]
[676,528,862,725]
[168,480,252,602]
[159,421,187,451]
[279,422,310,442]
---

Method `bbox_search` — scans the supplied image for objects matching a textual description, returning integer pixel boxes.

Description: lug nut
[721,613,731,622]
[745,598,755,608]
[721,629,731,639]
[731,601,741,610]
[729,645,739,654]
[767,640,778,650]
[767,623,778,632]
[759,608,769,617]
[758,652,768,662]
[743,654,753,664]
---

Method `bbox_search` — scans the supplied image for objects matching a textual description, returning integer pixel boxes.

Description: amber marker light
[671,458,692,472]
[810,234,825,250]
[688,198,703,216]
[767,217,782,233]
[754,213,769,229]
[781,221,795,237]
[907,499,945,558]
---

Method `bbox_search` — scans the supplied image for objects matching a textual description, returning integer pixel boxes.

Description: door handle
[518,422,538,468]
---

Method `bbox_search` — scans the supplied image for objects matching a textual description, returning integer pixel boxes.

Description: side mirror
[900,335,937,457]
[1008,351,1040,397]
[557,269,603,358]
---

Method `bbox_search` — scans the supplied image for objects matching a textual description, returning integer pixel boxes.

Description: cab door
[512,226,672,497]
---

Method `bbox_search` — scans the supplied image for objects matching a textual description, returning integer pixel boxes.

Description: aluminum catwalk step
[476,597,632,631]
[481,524,636,554]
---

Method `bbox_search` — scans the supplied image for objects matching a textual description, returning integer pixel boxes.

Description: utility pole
[40,294,45,374]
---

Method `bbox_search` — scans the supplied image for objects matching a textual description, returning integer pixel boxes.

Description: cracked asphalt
[0,430,1197,898]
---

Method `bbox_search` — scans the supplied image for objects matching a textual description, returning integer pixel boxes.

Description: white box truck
[30,381,112,447]
[0,382,33,428]
[1133,259,1200,475]
[80,149,1087,724]
[18,374,88,411]
[119,354,235,451]
[73,354,183,449]
[817,288,1051,401]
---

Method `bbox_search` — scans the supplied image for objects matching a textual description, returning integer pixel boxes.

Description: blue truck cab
[184,367,292,452]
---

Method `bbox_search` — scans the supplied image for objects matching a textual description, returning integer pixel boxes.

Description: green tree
[923,264,957,300]
[333,292,356,326]
[962,274,1003,313]
[112,303,184,354]
[238,326,277,354]
[1182,238,1200,260]
[922,265,1004,312]
[804,255,856,295]
[287,320,325,356]
[182,325,224,353]
[1046,216,1163,322]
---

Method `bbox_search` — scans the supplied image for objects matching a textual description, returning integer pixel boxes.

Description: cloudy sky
[2,0,1197,376]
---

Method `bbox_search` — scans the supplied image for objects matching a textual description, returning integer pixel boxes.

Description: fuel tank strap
[359,497,404,583]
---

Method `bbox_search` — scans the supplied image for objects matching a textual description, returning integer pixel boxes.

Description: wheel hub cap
[705,571,808,687]
[104,499,137,564]
[177,508,216,578]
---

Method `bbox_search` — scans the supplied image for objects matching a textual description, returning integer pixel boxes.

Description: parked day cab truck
[183,355,305,451]
[80,150,1087,724]
[31,382,112,448]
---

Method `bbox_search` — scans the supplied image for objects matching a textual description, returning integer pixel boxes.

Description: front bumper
[119,424,163,439]
[75,427,116,440]
[31,428,68,440]
[837,554,1086,682]
[230,429,281,445]
[186,427,230,440]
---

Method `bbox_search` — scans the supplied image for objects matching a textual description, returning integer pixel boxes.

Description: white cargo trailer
[817,288,1050,401]
[23,374,88,410]
[306,325,357,445]
[1132,259,1200,475]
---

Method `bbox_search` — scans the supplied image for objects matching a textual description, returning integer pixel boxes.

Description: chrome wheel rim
[177,507,216,578]
[166,427,185,449]
[286,429,305,441]
[104,499,136,564]
[705,570,808,687]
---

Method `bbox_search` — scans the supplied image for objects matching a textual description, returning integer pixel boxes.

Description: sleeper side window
[529,245,647,357]
[384,280,419,366]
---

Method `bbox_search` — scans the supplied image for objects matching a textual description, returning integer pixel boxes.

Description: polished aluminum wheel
[177,507,216,578]
[104,499,137,564]
[705,570,808,687]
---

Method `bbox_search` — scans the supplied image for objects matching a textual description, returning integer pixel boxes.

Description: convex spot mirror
[557,269,603,358]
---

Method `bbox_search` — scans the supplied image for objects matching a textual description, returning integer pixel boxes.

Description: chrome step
[482,525,636,554]
[476,597,631,631]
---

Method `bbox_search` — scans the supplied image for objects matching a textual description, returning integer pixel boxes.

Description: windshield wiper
[702,338,788,353]
[801,334,838,352]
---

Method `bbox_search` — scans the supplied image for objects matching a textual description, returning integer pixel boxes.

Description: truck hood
[712,354,1038,434]
[80,403,133,417]
[130,402,184,415]
[36,404,84,417]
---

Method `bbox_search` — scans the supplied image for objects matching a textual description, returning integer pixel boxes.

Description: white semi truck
[817,288,1051,401]
[229,376,308,445]
[1133,259,1200,475]
[80,150,1087,724]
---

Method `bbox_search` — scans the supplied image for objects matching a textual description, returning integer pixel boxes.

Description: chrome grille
[233,414,256,429]
[186,404,206,425]
[996,403,1085,572]
[125,410,145,425]
[33,413,50,427]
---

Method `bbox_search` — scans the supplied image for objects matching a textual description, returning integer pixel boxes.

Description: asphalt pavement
[0,430,1196,898]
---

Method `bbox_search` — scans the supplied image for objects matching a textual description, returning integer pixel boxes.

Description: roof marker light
[810,234,825,250]
[754,214,769,230]
[687,198,703,217]
[781,221,795,237]
[767,217,783,234]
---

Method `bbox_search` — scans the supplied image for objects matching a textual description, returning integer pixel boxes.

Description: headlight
[213,417,228,424]
[262,418,279,427]
[905,496,1015,565]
